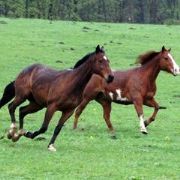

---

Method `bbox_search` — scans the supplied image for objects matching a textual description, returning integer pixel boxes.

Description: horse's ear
[168,48,171,52]
[101,46,104,51]
[96,45,101,53]
[161,46,166,52]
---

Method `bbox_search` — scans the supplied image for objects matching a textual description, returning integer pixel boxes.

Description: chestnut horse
[2,45,114,151]
[73,47,179,136]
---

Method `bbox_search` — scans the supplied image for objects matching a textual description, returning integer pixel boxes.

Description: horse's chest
[144,85,156,99]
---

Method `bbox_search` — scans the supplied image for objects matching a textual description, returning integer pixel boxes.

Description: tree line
[0,0,180,24]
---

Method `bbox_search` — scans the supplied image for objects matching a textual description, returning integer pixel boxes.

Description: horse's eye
[164,57,168,60]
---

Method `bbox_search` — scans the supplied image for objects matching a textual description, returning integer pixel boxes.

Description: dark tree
[0,0,179,24]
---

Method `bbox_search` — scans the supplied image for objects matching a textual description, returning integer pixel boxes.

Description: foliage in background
[0,0,180,24]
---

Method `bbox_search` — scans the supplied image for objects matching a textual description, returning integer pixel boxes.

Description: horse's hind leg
[73,76,103,129]
[11,102,43,142]
[48,109,74,152]
[144,98,159,127]
[7,96,25,139]
[73,98,90,129]
[133,98,148,134]
[24,104,56,139]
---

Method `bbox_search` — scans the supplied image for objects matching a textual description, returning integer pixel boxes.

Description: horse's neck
[73,60,93,91]
[141,57,160,82]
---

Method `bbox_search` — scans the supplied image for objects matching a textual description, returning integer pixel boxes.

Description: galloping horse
[1,45,114,151]
[73,47,180,136]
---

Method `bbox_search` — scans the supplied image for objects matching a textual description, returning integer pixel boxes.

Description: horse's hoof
[7,128,16,139]
[141,129,148,135]
[7,132,13,139]
[11,133,20,142]
[48,144,56,152]
[140,125,148,134]
[18,129,26,136]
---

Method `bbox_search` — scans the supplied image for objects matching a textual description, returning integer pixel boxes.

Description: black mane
[73,46,105,69]
[73,52,94,69]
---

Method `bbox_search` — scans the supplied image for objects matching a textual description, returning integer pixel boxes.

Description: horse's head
[92,45,114,83]
[159,46,180,76]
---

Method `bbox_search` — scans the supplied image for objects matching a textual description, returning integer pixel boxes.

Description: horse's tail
[0,81,15,109]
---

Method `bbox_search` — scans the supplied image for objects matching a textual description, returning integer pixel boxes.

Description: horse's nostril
[107,75,114,83]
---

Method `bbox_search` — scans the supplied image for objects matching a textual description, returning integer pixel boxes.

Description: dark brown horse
[73,47,180,136]
[2,45,114,151]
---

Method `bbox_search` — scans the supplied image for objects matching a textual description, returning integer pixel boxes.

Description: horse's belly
[31,89,49,106]
[57,97,80,110]
[113,99,132,105]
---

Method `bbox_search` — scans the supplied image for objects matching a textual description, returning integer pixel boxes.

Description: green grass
[0,18,180,180]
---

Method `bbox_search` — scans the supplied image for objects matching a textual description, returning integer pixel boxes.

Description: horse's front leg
[48,109,74,152]
[144,98,159,127]
[24,104,56,139]
[133,99,148,134]
[73,75,103,129]
[97,99,115,138]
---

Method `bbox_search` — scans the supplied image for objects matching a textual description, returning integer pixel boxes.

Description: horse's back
[17,64,43,79]
[14,64,61,99]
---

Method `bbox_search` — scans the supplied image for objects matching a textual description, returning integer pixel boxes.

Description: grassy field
[0,18,180,180]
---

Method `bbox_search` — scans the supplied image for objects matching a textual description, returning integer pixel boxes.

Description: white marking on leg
[168,53,180,75]
[18,129,26,135]
[116,89,128,101]
[48,144,56,152]
[139,115,147,133]
[109,92,113,100]
[8,123,17,139]
[9,129,14,134]
[10,123,16,129]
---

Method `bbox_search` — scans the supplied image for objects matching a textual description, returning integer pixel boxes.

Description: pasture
[0,18,179,179]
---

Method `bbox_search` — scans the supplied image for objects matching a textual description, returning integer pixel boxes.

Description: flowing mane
[73,47,105,69]
[136,51,159,65]
[73,52,94,69]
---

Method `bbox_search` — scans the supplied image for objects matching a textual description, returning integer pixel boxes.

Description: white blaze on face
[116,89,128,101]
[109,92,113,100]
[103,55,107,61]
[168,53,180,75]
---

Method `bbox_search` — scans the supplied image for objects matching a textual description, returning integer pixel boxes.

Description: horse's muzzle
[106,74,114,83]
[172,67,180,76]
